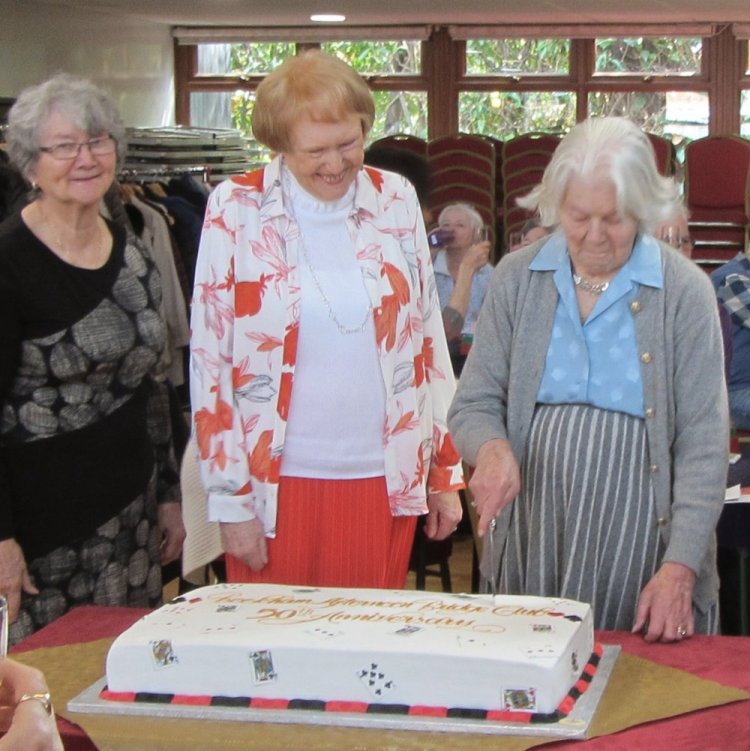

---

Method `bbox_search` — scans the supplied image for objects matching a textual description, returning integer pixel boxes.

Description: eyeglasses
[38,135,116,161]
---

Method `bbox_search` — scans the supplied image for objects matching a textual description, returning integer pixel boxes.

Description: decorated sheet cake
[105,583,596,721]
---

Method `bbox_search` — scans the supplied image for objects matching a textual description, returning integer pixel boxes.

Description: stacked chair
[501,133,561,253]
[684,135,750,270]
[368,133,428,159]
[482,135,505,257]
[645,132,678,177]
[427,134,497,250]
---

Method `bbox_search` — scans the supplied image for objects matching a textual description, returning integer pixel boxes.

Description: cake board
[67,644,619,739]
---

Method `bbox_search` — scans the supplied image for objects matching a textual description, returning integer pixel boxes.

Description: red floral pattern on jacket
[190,156,463,535]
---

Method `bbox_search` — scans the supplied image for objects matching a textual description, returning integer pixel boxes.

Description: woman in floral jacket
[190,51,463,588]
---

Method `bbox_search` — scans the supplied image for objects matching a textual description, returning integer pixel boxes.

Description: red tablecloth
[12,606,750,750]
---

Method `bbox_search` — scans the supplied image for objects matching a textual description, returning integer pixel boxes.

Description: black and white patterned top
[0,213,179,559]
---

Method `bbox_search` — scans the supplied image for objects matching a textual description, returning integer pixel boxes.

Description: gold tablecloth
[13,635,749,751]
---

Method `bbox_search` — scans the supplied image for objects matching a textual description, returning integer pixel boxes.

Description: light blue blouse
[433,250,493,337]
[529,231,664,418]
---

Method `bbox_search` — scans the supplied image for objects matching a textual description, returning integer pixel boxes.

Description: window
[588,91,709,140]
[321,40,421,75]
[459,91,575,138]
[196,42,294,76]
[594,37,702,76]
[176,27,748,145]
[465,39,570,76]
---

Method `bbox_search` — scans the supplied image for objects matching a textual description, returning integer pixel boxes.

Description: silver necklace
[572,273,609,296]
[282,167,372,336]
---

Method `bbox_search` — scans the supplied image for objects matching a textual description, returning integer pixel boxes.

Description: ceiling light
[310,13,346,23]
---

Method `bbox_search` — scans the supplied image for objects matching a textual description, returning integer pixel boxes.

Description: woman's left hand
[0,659,63,750]
[157,502,186,565]
[631,561,697,643]
[424,491,463,541]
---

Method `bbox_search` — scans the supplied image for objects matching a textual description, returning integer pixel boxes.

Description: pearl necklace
[281,168,372,336]
[572,273,609,296]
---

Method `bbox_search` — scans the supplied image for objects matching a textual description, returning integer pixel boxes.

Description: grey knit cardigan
[448,237,729,613]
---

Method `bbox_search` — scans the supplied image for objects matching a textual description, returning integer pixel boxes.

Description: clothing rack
[117,164,209,184]
[122,126,255,184]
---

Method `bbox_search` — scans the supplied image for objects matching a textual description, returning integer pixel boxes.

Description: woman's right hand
[0,539,38,623]
[460,240,492,275]
[219,519,268,571]
[468,439,521,537]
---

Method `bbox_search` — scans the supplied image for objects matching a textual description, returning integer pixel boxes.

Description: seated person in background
[654,205,695,259]
[0,658,63,750]
[432,203,493,375]
[711,247,750,427]
[657,207,733,380]
[520,217,553,247]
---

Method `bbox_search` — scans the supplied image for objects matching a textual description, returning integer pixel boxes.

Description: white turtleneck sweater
[280,172,387,480]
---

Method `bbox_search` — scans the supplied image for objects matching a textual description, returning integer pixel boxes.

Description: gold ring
[17,692,53,717]
[676,625,688,639]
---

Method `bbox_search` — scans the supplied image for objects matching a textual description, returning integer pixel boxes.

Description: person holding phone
[432,202,493,374]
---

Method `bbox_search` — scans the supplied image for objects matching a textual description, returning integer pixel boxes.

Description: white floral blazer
[190,156,464,536]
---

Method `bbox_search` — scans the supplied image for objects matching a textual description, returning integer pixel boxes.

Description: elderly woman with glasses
[190,50,463,589]
[0,73,185,644]
[449,117,728,642]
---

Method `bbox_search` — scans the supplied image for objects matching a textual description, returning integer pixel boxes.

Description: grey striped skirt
[498,403,718,633]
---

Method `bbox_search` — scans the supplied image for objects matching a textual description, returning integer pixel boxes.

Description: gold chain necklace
[572,273,609,296]
[299,238,372,335]
[282,167,372,336]
[37,202,105,266]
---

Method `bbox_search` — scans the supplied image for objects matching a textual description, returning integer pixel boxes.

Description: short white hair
[517,117,682,233]
[438,203,484,233]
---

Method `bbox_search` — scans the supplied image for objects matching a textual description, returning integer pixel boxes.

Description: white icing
[106,584,594,715]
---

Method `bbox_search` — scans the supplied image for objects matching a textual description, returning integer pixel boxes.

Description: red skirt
[226,476,418,589]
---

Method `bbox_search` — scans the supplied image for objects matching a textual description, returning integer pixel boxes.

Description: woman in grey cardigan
[448,117,729,641]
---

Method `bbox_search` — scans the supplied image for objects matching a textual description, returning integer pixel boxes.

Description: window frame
[175,25,747,139]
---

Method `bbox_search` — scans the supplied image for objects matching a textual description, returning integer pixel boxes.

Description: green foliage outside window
[594,37,701,75]
[459,91,575,139]
[322,40,421,75]
[194,36,712,148]
[466,39,569,75]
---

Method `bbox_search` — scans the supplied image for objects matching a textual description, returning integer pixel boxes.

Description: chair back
[427,134,497,251]
[368,134,428,158]
[645,132,677,176]
[684,135,750,269]
[501,133,561,251]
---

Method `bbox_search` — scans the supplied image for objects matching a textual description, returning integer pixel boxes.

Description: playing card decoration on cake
[504,688,537,712]
[250,650,277,684]
[457,634,491,649]
[306,627,344,640]
[394,625,421,636]
[357,663,396,698]
[149,640,178,668]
